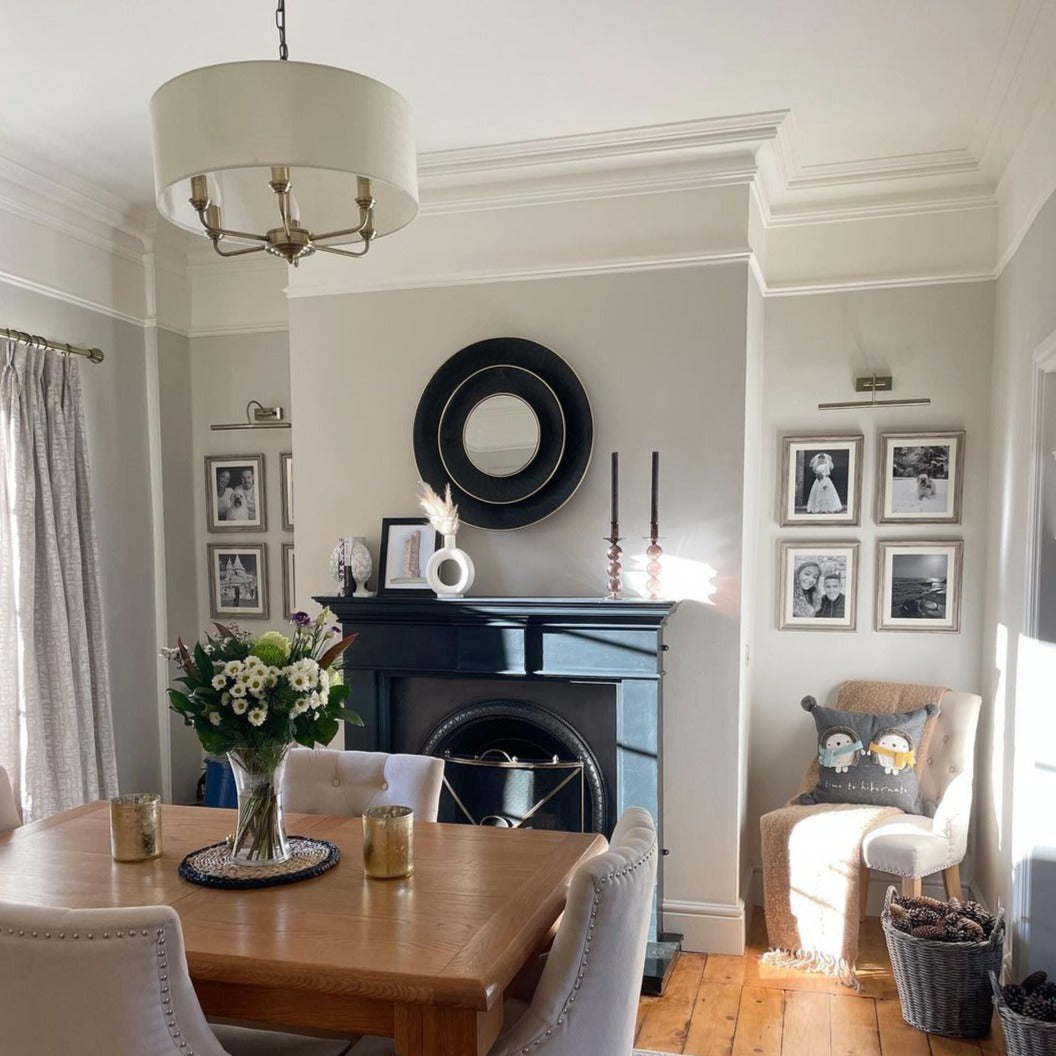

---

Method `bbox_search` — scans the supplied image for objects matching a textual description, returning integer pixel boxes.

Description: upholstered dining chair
[350,806,658,1056]
[861,686,982,901]
[282,748,445,821]
[0,900,351,1055]
[0,765,21,831]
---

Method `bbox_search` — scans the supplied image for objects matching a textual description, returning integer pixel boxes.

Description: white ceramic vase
[350,536,374,597]
[425,533,475,598]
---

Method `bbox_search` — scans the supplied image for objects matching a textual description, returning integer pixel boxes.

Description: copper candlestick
[646,524,663,601]
[605,524,624,600]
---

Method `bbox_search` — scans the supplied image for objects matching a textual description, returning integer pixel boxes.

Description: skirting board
[663,896,746,956]
[745,866,977,917]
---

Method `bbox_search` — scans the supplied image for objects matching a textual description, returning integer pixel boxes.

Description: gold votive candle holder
[109,793,162,862]
[362,805,413,879]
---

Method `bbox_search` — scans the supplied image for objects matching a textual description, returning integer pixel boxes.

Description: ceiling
[0,1,1048,219]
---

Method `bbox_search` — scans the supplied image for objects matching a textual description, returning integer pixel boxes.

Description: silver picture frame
[876,540,963,632]
[778,541,860,631]
[205,454,266,533]
[779,434,864,526]
[876,430,965,525]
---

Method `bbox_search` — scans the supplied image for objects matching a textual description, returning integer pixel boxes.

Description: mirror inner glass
[463,394,541,477]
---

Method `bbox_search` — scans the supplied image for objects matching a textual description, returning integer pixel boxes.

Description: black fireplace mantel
[318,595,677,683]
[316,593,680,993]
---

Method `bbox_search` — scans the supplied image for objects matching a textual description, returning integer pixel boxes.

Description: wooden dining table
[0,803,605,1056]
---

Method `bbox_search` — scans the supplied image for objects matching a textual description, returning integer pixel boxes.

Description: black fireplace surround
[319,594,678,992]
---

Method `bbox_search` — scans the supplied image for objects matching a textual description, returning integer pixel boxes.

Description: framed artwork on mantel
[376,518,441,595]
[779,435,863,526]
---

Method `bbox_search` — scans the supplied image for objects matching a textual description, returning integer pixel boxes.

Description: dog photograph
[779,542,859,630]
[205,454,266,532]
[877,541,962,632]
[877,431,964,524]
[780,435,863,526]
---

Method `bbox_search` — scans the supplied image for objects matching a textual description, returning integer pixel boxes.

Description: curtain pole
[1,327,104,364]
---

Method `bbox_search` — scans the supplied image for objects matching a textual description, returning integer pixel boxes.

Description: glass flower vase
[227,744,292,866]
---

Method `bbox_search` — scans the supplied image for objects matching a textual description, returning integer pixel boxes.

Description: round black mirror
[414,338,593,530]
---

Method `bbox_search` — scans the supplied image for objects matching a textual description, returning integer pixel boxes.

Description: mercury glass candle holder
[109,793,162,862]
[362,805,414,879]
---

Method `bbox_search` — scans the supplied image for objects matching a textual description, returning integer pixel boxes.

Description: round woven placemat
[178,836,340,889]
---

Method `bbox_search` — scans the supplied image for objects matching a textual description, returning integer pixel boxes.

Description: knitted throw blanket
[760,680,945,988]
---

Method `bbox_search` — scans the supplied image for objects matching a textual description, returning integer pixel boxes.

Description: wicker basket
[881,886,1005,1038]
[991,973,1056,1056]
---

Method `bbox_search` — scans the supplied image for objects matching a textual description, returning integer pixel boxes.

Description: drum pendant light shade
[149,60,419,242]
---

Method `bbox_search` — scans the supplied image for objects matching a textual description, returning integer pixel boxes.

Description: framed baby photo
[876,540,963,632]
[376,518,441,596]
[205,454,266,532]
[780,435,863,526]
[876,430,964,524]
[208,544,269,620]
[280,452,293,532]
[779,541,860,631]
[282,543,295,619]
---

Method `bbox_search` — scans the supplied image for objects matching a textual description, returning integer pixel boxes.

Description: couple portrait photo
[780,543,859,630]
[206,455,266,532]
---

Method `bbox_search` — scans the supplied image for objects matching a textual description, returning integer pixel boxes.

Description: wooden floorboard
[635,912,1007,1056]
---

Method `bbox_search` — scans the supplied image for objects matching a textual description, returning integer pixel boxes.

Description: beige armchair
[0,900,351,1055]
[0,765,20,831]
[861,687,982,900]
[351,806,658,1056]
[281,748,444,820]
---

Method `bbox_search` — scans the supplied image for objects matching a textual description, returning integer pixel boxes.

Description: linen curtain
[0,339,118,822]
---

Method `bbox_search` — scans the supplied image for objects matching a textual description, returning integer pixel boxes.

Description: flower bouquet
[164,608,362,865]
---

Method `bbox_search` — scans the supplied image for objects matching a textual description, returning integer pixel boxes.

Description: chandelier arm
[209,241,269,259]
[194,210,270,245]
[315,241,372,258]
[311,209,374,243]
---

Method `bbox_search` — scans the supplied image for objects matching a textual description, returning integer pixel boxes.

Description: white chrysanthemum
[290,700,307,718]
[223,660,243,677]
[266,668,279,687]
[221,692,231,706]
[204,644,215,655]
[232,698,248,715]
[247,675,266,697]
[248,706,267,727]
[318,669,330,695]
[288,670,310,692]
[229,683,246,698]
[208,711,221,726]
[211,674,227,691]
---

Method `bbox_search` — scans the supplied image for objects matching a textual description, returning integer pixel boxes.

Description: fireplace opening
[421,699,608,833]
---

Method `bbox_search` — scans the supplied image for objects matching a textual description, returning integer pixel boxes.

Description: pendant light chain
[275,0,289,60]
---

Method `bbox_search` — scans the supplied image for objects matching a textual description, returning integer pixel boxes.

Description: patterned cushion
[793,696,940,813]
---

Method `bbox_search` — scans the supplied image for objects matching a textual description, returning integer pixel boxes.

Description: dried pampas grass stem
[418,480,460,536]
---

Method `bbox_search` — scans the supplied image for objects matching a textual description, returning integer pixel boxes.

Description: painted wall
[189,330,293,638]
[0,280,161,795]
[157,328,201,804]
[983,186,1056,974]
[748,282,995,899]
[289,264,752,952]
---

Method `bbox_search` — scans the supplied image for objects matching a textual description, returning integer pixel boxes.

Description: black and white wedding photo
[780,435,863,526]
[779,542,859,630]
[205,454,266,532]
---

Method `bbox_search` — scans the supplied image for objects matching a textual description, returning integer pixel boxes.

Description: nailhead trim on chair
[513,834,658,1055]
[1,916,202,1055]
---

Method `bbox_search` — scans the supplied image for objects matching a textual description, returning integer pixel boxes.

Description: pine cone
[946,896,963,913]
[889,902,907,920]
[1038,982,1056,1002]
[1021,994,1056,1022]
[910,924,948,941]
[906,907,941,926]
[1003,984,1027,1014]
[916,895,947,910]
[1023,970,1048,992]
[947,916,985,941]
[892,917,914,934]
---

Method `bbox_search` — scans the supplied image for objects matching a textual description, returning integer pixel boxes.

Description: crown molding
[0,267,148,328]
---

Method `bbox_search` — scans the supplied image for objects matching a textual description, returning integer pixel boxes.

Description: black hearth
[319,594,679,994]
